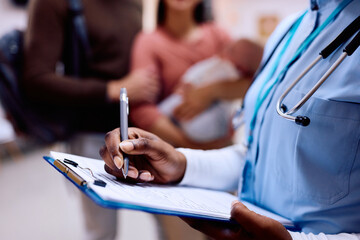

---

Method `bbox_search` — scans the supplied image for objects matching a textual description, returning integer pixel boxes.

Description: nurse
[100,0,360,239]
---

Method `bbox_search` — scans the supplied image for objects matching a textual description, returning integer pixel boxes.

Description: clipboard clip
[55,159,107,187]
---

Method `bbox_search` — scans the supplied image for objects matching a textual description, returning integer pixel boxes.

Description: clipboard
[43,152,298,231]
[44,156,201,215]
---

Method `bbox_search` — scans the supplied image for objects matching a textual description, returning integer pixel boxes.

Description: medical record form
[45,151,295,228]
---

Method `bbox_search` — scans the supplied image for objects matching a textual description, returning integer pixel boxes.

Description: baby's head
[220,39,263,77]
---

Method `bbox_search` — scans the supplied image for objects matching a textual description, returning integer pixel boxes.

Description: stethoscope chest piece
[295,116,310,126]
[279,104,310,126]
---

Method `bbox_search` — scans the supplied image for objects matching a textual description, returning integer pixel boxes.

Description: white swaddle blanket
[158,56,240,142]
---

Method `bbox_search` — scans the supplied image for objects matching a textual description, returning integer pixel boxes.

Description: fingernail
[128,170,138,179]
[139,172,154,181]
[114,156,123,169]
[120,141,134,152]
[231,200,239,207]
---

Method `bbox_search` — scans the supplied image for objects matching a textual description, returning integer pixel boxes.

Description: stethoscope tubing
[277,16,360,126]
[276,55,322,120]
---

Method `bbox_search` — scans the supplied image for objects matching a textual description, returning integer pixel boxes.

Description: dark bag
[0,0,91,144]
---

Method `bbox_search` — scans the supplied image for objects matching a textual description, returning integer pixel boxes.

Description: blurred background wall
[0,0,27,36]
[142,0,307,43]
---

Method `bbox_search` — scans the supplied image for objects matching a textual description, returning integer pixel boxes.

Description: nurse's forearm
[289,231,360,240]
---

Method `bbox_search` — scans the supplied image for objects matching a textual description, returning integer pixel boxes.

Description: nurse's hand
[99,127,187,184]
[182,201,292,240]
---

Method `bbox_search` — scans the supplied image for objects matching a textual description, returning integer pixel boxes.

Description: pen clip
[127,97,129,115]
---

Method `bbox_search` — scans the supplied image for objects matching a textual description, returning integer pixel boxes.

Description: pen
[120,88,129,178]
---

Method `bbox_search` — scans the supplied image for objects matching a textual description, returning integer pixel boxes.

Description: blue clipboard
[43,155,299,231]
[43,156,234,222]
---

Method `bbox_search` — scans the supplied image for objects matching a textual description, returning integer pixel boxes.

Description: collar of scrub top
[276,15,360,126]
[246,0,353,148]
[310,0,343,11]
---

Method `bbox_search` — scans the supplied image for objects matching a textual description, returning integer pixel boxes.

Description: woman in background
[130,0,254,149]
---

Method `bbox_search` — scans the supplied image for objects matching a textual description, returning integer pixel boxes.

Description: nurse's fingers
[127,127,159,141]
[181,217,246,240]
[119,137,165,158]
[104,163,124,179]
[104,164,140,180]
[138,170,155,182]
[100,144,141,179]
[104,164,155,183]
[104,128,123,169]
[231,201,279,233]
[101,149,140,180]
[99,145,119,171]
[231,201,264,232]
[230,201,292,240]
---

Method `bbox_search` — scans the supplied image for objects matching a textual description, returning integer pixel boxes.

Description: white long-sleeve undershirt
[178,144,247,192]
[289,232,360,240]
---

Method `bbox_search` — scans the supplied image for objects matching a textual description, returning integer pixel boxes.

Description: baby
[158,38,263,143]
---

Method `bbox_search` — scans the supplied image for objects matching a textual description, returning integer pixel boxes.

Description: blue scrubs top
[241,0,360,234]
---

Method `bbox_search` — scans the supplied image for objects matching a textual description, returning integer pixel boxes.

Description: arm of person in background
[149,114,233,149]
[23,0,158,108]
[130,32,230,149]
[173,79,252,121]
[131,103,231,149]
[107,68,159,103]
[100,128,360,240]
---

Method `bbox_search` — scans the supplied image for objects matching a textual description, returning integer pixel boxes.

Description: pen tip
[122,168,128,179]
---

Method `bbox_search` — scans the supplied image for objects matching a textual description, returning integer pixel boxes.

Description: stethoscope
[232,0,360,147]
[277,15,360,126]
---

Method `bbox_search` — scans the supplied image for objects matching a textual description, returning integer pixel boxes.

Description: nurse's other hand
[182,201,292,240]
[99,127,187,184]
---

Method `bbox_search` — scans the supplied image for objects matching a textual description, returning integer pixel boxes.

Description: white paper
[50,151,294,226]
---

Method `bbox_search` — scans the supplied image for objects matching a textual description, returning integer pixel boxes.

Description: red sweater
[130,23,231,130]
